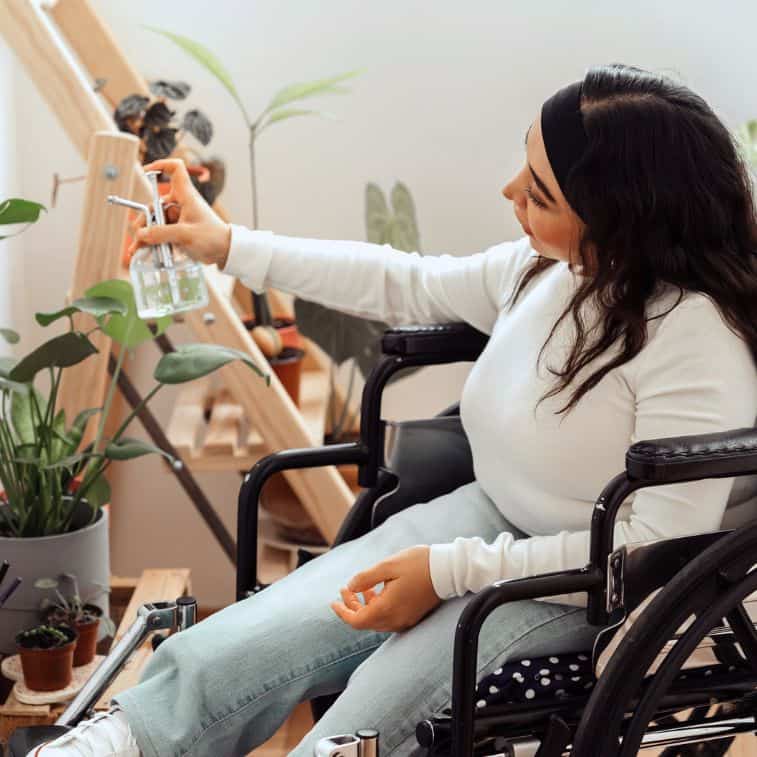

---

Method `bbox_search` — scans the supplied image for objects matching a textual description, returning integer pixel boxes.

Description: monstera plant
[295,181,422,441]
[0,279,268,537]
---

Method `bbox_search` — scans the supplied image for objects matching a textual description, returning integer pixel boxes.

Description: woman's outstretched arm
[225,225,535,332]
[131,159,536,335]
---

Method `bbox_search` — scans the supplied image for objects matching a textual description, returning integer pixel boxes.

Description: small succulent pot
[73,606,102,667]
[16,625,78,691]
[269,347,305,407]
[41,603,103,667]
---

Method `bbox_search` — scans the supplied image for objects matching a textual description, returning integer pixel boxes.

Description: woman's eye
[525,185,547,209]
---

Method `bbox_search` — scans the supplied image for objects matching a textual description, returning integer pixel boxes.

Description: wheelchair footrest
[9,725,70,756]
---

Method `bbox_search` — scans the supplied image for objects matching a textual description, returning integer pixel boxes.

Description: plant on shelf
[34,572,116,666]
[113,78,225,206]
[144,26,361,333]
[0,278,268,538]
[295,181,423,442]
[15,623,78,692]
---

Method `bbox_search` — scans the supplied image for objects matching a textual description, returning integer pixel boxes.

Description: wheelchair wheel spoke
[724,603,757,670]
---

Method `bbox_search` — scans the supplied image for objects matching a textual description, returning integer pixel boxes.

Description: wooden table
[0,569,191,746]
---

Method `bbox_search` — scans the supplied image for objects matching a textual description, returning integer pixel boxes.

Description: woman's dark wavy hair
[509,62,757,418]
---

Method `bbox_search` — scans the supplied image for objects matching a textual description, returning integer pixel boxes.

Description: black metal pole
[108,353,237,566]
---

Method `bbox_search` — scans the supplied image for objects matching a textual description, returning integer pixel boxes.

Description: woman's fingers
[136,223,189,248]
[142,158,192,191]
[163,202,181,224]
[340,587,362,611]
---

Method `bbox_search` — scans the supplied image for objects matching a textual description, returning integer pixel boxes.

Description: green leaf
[0,198,46,225]
[365,183,389,245]
[35,297,127,327]
[0,328,19,344]
[104,437,173,462]
[0,356,16,377]
[256,107,327,137]
[9,332,98,383]
[153,343,269,384]
[65,408,100,455]
[0,375,29,395]
[265,71,361,112]
[0,199,46,240]
[390,182,420,252]
[143,27,245,114]
[11,386,47,444]
[81,473,110,509]
[85,280,170,348]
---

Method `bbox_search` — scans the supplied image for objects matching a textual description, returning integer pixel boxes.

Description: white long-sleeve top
[224,226,757,605]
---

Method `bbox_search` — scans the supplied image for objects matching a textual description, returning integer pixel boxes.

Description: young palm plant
[144,26,361,326]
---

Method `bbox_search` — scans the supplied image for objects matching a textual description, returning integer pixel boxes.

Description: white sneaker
[27,707,140,756]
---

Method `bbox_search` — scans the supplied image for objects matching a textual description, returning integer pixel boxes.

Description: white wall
[0,42,24,357]
[5,0,757,606]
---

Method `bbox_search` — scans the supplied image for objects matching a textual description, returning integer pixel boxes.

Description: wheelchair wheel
[572,523,757,756]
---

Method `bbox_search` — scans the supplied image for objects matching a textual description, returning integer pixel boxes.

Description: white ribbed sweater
[224,226,757,605]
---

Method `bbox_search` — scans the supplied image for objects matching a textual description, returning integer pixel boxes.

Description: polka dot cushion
[471,653,731,710]
[474,652,595,709]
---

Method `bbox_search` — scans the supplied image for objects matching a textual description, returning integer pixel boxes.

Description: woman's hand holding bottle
[127,158,232,269]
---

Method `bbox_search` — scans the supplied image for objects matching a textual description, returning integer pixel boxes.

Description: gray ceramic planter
[0,507,110,655]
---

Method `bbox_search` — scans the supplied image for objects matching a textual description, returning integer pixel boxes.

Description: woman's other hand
[128,158,232,268]
[330,545,442,633]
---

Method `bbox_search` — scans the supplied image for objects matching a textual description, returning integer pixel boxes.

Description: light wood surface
[56,131,140,443]
[47,0,146,111]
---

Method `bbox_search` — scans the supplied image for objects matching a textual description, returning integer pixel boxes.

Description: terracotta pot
[73,609,101,667]
[270,347,305,406]
[242,315,303,351]
[16,626,77,692]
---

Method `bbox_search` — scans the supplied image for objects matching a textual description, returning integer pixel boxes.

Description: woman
[32,63,757,756]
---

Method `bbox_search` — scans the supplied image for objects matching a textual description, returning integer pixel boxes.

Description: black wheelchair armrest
[626,426,757,483]
[381,323,489,362]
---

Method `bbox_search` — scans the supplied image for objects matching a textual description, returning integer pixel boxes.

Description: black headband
[540,81,588,218]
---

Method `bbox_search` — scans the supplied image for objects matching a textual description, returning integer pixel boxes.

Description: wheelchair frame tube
[236,443,369,601]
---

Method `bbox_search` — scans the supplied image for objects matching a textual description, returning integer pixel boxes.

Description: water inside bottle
[130,247,208,319]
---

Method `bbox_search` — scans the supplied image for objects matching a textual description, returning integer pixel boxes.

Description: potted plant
[295,181,423,448]
[15,624,78,692]
[143,27,361,401]
[34,572,117,667]
[0,269,268,653]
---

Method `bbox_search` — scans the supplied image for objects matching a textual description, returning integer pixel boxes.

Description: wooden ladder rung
[166,378,211,460]
[204,390,244,456]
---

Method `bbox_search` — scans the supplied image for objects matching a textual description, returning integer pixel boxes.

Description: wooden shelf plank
[204,390,244,456]
[166,379,211,459]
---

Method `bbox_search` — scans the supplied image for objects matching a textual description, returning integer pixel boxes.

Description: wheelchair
[9,323,757,756]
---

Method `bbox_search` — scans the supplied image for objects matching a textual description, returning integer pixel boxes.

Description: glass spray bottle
[107,170,209,319]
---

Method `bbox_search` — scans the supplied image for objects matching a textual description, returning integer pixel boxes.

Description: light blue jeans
[114,482,602,756]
